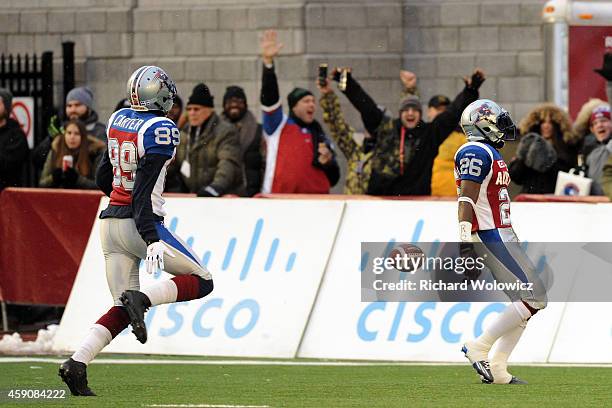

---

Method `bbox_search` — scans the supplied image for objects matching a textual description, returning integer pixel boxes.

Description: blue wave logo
[159,217,298,281]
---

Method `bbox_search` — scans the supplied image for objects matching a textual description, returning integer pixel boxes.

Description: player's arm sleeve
[260,63,284,135]
[132,153,169,244]
[454,146,492,184]
[95,149,114,197]
[132,121,177,243]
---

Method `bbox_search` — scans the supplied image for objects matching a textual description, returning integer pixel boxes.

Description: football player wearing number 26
[455,100,547,385]
[59,66,214,396]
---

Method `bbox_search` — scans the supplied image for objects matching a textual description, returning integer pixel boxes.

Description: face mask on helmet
[496,112,517,141]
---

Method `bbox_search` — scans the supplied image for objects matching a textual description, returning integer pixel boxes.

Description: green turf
[0,360,610,407]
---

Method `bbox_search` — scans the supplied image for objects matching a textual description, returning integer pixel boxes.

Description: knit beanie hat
[223,86,247,105]
[399,95,422,113]
[188,83,214,108]
[0,88,13,115]
[66,86,94,109]
[287,87,313,111]
[590,105,611,124]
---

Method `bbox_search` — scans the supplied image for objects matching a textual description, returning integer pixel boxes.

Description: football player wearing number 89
[455,99,547,385]
[59,66,213,396]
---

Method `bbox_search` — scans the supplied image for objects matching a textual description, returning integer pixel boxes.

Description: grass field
[1,356,611,407]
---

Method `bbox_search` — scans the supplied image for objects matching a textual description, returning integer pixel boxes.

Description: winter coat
[342,74,479,196]
[431,129,466,196]
[320,90,372,195]
[508,133,571,194]
[220,110,263,197]
[599,152,612,199]
[586,139,612,183]
[573,98,608,156]
[0,118,29,191]
[32,109,107,171]
[168,112,241,195]
[39,135,106,189]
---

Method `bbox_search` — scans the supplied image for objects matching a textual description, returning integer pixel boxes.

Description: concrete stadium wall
[0,0,546,129]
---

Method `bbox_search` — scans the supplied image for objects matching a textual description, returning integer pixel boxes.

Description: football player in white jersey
[455,100,547,384]
[59,66,214,396]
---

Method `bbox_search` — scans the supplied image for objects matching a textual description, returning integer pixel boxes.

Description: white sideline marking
[144,405,270,408]
[0,357,611,367]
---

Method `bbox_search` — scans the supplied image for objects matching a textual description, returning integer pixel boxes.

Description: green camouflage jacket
[320,91,373,195]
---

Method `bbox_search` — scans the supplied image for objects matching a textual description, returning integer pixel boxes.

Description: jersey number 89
[154,127,180,145]
[108,138,137,190]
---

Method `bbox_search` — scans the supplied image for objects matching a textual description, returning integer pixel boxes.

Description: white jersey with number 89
[106,107,179,217]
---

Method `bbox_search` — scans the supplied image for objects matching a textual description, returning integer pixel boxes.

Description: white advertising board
[298,201,584,362]
[53,198,344,357]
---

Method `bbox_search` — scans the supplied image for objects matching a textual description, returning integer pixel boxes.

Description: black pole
[41,51,53,147]
[62,41,75,103]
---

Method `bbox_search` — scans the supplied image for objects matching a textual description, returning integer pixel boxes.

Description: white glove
[145,241,176,274]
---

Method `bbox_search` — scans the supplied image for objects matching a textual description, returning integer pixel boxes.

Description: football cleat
[120,290,150,344]
[462,343,494,384]
[509,376,528,384]
[58,358,96,396]
[481,376,528,385]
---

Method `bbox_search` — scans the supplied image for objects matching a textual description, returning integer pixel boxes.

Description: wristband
[459,221,473,242]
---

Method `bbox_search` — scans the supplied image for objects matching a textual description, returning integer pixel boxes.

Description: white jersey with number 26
[454,141,512,232]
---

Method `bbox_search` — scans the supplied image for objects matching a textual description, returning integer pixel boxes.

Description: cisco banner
[53,198,344,357]
[297,201,592,362]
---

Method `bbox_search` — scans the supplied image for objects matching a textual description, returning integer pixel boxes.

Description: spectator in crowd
[39,119,105,189]
[339,65,484,195]
[0,88,29,191]
[166,83,241,197]
[221,86,263,197]
[427,94,451,122]
[594,53,612,199]
[168,95,184,125]
[405,78,466,197]
[33,87,106,172]
[584,105,612,187]
[399,71,464,196]
[574,99,610,159]
[318,69,373,195]
[508,104,578,194]
[259,30,340,194]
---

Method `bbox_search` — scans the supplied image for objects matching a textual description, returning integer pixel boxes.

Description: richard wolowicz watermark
[361,242,612,302]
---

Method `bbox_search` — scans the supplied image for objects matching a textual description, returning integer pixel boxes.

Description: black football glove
[460,242,482,281]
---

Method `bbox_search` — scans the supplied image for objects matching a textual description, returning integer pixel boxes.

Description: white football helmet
[126,66,177,114]
[460,99,516,146]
